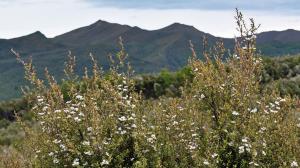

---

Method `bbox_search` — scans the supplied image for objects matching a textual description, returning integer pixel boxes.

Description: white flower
[54,109,61,113]
[53,158,59,164]
[279,98,286,102]
[118,116,127,121]
[74,117,82,122]
[189,144,197,150]
[42,106,49,111]
[291,161,299,167]
[120,130,127,135]
[101,159,109,166]
[259,127,267,133]
[147,134,156,143]
[76,95,84,100]
[82,141,90,146]
[72,158,80,166]
[249,162,259,166]
[239,146,245,154]
[60,144,67,151]
[242,137,248,143]
[211,153,218,158]
[232,111,239,116]
[53,139,61,144]
[70,107,78,111]
[200,94,205,99]
[178,106,184,111]
[250,108,258,113]
[203,160,210,165]
[87,127,93,132]
[131,124,137,128]
[37,98,44,102]
[48,152,54,156]
[84,151,93,156]
[270,109,278,113]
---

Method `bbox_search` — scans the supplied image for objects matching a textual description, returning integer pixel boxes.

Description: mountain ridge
[1,20,300,100]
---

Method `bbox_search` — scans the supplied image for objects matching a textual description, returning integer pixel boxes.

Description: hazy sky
[0,0,300,39]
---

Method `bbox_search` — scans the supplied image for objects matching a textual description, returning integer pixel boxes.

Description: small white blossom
[250,108,258,113]
[87,127,93,132]
[101,159,109,166]
[37,98,44,102]
[53,139,61,144]
[60,144,67,151]
[118,116,127,121]
[242,137,248,143]
[76,95,84,100]
[232,111,239,116]
[203,160,210,165]
[48,152,54,156]
[42,106,49,111]
[74,117,82,122]
[53,158,59,164]
[54,110,61,113]
[84,151,93,156]
[211,153,218,158]
[291,161,299,167]
[72,158,80,167]
[120,130,127,135]
[239,146,245,154]
[82,141,90,146]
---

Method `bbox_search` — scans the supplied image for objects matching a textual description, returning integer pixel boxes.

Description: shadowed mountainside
[1,20,300,100]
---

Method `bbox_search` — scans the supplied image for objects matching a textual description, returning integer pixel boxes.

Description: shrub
[4,10,300,167]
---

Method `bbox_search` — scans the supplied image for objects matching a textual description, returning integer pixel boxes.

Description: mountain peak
[12,31,46,40]
[92,19,110,26]
[31,31,46,38]
[161,22,197,32]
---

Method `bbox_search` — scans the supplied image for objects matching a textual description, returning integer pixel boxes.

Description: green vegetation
[262,55,300,97]
[1,10,300,167]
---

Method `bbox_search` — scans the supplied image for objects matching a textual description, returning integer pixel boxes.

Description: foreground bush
[3,10,300,167]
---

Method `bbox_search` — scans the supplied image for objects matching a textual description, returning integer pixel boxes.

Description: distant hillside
[257,29,300,56]
[1,20,300,100]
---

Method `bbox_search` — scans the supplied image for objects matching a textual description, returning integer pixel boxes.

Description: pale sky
[1,0,300,39]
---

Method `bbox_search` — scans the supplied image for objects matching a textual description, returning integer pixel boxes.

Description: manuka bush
[2,10,300,168]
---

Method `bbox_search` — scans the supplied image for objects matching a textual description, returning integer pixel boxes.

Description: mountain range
[1,20,300,100]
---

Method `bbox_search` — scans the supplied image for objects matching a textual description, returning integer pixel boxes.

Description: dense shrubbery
[1,10,300,167]
[262,55,300,97]
[134,67,193,98]
[0,98,29,121]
